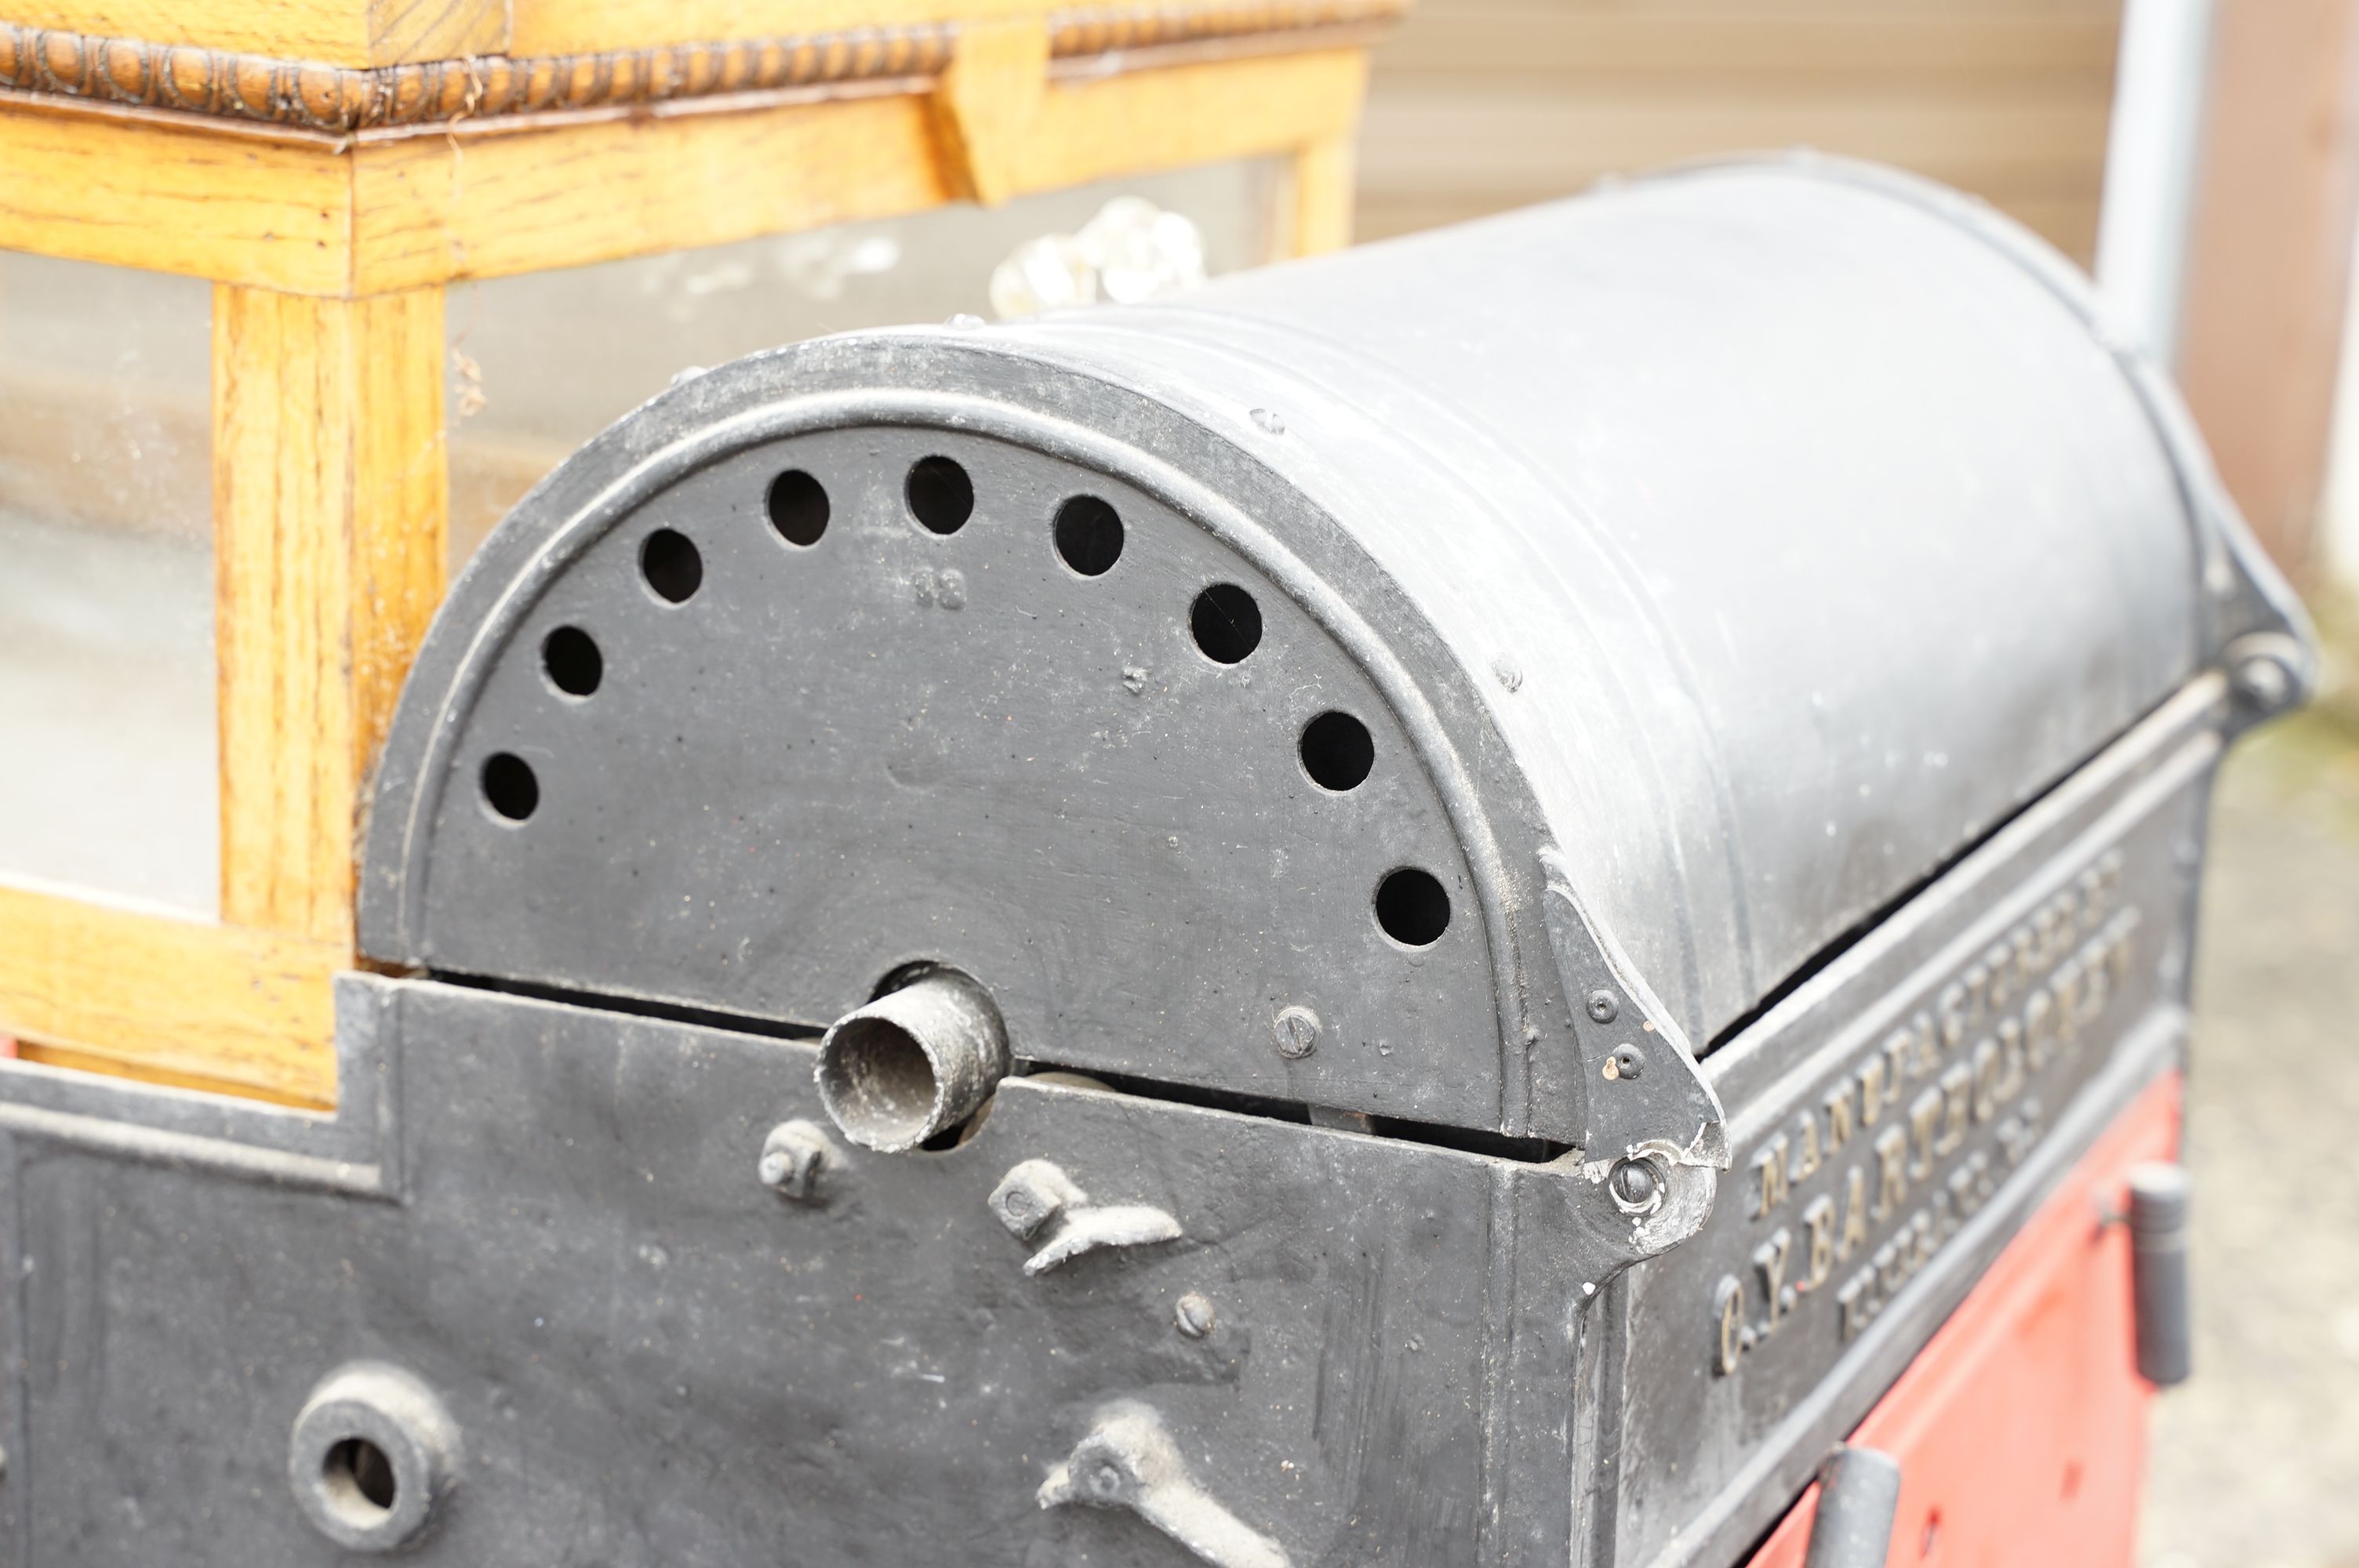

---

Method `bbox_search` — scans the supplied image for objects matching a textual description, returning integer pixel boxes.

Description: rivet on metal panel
[1175,1292,1218,1338]
[286,1363,463,1554]
[1040,1401,1289,1568]
[1605,1044,1646,1081]
[756,1120,840,1202]
[1587,990,1620,1024]
[1270,1005,1321,1059]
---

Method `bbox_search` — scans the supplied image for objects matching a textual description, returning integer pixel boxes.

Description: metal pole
[2095,0,2218,368]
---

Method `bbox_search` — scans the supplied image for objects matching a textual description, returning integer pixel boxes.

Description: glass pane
[449,161,1281,568]
[0,255,216,915]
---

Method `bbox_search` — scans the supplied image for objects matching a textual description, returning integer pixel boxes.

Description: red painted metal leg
[1748,1069,2183,1568]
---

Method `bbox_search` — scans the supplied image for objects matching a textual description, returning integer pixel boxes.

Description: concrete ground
[2143,601,2359,1568]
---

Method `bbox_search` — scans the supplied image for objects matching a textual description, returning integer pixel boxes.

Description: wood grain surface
[0,2,1401,132]
[213,284,446,943]
[0,0,501,67]
[0,107,353,292]
[0,882,341,1105]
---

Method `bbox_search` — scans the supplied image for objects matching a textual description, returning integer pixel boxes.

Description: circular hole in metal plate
[767,469,830,546]
[321,1437,399,1522]
[481,753,539,822]
[1375,867,1450,946]
[906,456,974,535]
[1053,495,1124,576]
[639,528,703,602]
[1190,583,1262,664]
[1299,710,1373,791]
[540,626,602,697]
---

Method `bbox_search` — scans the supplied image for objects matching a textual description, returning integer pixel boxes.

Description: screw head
[2234,652,2293,711]
[1606,1044,1645,1081]
[1609,1158,1659,1210]
[1586,990,1620,1025]
[758,1120,834,1201]
[1272,1005,1321,1060]
[1175,1291,1217,1338]
[2227,633,2306,715]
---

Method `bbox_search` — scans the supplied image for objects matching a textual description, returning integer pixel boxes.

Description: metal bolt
[1272,1005,1321,1060]
[1609,1158,1659,1210]
[1175,1292,1217,1338]
[2227,632,2305,715]
[2234,652,2292,711]
[758,1120,837,1201]
[988,1159,1089,1241]
[1606,1044,1645,1081]
[1586,990,1620,1025]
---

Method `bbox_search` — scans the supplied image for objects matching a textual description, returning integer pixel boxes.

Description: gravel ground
[2143,605,2359,1568]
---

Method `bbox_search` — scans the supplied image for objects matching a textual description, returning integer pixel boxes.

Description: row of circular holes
[481,455,1454,949]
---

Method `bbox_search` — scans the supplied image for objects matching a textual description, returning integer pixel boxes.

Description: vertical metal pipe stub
[1801,1444,1903,1568]
[286,1363,462,1552]
[816,970,1009,1152]
[2127,1160,2194,1385]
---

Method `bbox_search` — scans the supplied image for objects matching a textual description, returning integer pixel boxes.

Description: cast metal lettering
[1711,848,2140,1372]
[1752,1135,1790,1219]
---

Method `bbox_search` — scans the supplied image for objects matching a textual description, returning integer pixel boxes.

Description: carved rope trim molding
[0,0,1402,136]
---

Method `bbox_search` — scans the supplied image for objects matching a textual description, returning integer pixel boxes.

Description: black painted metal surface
[0,157,2316,1566]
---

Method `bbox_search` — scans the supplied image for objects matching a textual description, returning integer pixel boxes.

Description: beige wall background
[1356,0,2121,265]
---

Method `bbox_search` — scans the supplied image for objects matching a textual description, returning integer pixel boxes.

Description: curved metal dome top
[358,157,2300,1145]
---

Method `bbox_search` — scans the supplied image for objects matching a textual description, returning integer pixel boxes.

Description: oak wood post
[213,285,449,948]
[1290,132,1358,257]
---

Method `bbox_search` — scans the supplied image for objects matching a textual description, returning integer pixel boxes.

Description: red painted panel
[1747,1069,2183,1568]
